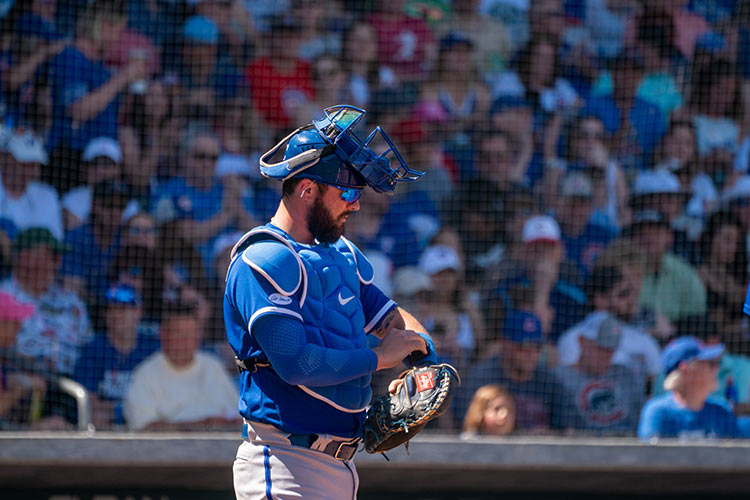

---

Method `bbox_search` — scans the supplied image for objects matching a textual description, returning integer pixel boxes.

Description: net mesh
[0,0,749,438]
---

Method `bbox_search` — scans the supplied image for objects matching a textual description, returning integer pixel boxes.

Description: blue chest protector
[230,225,377,413]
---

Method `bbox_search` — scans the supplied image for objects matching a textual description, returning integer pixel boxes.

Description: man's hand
[372,328,427,371]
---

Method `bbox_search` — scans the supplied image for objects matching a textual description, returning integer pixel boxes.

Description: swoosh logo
[338,292,355,306]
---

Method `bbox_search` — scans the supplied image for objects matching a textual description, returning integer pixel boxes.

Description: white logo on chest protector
[338,292,355,306]
[268,293,292,305]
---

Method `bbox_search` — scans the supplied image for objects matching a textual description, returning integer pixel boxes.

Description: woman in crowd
[461,384,516,438]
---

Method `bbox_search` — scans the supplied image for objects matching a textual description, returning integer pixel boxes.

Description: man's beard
[308,194,349,244]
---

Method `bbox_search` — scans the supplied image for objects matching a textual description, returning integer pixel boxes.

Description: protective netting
[1,0,750,439]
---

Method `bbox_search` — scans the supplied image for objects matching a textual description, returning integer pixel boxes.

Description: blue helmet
[259,105,424,193]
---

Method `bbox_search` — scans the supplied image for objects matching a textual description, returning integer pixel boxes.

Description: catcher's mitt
[363,363,460,454]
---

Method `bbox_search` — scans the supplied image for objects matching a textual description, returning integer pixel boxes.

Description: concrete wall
[2,432,750,497]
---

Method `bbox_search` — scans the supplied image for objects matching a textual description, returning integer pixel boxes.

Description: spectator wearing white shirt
[0,132,63,240]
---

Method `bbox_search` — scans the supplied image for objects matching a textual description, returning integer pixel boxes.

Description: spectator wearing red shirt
[245,15,314,131]
[367,0,436,84]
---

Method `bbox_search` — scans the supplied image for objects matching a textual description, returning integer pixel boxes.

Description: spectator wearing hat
[630,168,696,262]
[73,283,159,429]
[696,211,748,345]
[456,310,563,431]
[555,172,616,278]
[124,300,240,431]
[638,336,750,439]
[340,22,381,109]
[366,0,436,84]
[1,227,90,378]
[151,126,259,267]
[487,215,586,340]
[417,244,483,374]
[178,14,244,112]
[61,179,131,303]
[0,132,63,240]
[553,316,644,434]
[46,0,149,192]
[628,209,707,326]
[245,14,314,131]
[61,136,138,230]
[417,32,491,143]
[584,48,666,170]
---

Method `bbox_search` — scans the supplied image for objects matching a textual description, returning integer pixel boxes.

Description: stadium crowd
[1,0,750,439]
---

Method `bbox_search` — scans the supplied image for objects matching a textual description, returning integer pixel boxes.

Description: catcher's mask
[259,105,424,193]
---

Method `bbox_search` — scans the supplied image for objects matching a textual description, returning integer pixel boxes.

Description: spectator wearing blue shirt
[46,0,148,191]
[73,283,159,429]
[638,336,750,440]
[61,180,129,304]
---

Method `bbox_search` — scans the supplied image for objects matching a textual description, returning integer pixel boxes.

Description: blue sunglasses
[315,181,363,203]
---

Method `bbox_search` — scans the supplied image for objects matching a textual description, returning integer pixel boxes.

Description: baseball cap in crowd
[7,133,48,165]
[392,266,432,298]
[661,336,724,376]
[12,227,70,254]
[0,291,35,322]
[216,154,254,178]
[560,172,593,198]
[83,137,123,164]
[522,215,561,245]
[418,245,462,276]
[182,15,219,44]
[631,169,686,205]
[502,310,544,344]
[581,315,622,350]
[626,209,669,236]
[439,31,474,52]
[105,282,142,306]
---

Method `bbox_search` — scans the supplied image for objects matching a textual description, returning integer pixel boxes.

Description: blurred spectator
[633,8,684,121]
[555,172,616,278]
[367,0,437,84]
[391,266,432,323]
[689,59,742,186]
[553,316,644,434]
[0,291,42,428]
[151,126,258,265]
[478,0,529,53]
[638,336,750,439]
[653,119,717,224]
[630,169,696,262]
[122,212,157,251]
[1,227,90,377]
[123,301,240,431]
[106,244,163,325]
[696,211,748,345]
[340,22,381,109]
[61,179,130,303]
[436,0,511,81]
[0,132,63,240]
[126,0,183,48]
[294,53,351,125]
[488,96,535,185]
[527,0,568,44]
[651,0,712,61]
[245,14,313,131]
[61,136,138,230]
[417,244,483,372]
[457,310,562,432]
[628,210,707,327]
[468,127,524,190]
[418,32,491,142]
[178,15,245,112]
[461,384,516,438]
[1,3,67,132]
[294,0,344,61]
[46,0,149,192]
[191,0,255,66]
[585,49,666,170]
[486,215,586,340]
[73,283,159,429]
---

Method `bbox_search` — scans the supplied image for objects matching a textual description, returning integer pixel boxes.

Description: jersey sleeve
[360,280,397,334]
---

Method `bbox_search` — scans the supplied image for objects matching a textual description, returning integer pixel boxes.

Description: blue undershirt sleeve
[252,314,379,387]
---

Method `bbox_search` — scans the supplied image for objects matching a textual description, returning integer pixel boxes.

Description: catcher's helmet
[259,105,424,193]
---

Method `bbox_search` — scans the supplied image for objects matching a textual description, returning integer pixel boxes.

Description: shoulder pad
[340,237,374,285]
[239,230,303,297]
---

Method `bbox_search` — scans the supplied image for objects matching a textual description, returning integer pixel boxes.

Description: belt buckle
[333,438,359,461]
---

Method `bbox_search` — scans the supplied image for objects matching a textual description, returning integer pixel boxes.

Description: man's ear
[297,179,315,200]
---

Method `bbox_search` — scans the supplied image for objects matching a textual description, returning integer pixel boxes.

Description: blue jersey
[744,280,750,316]
[224,224,396,438]
[638,392,750,439]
